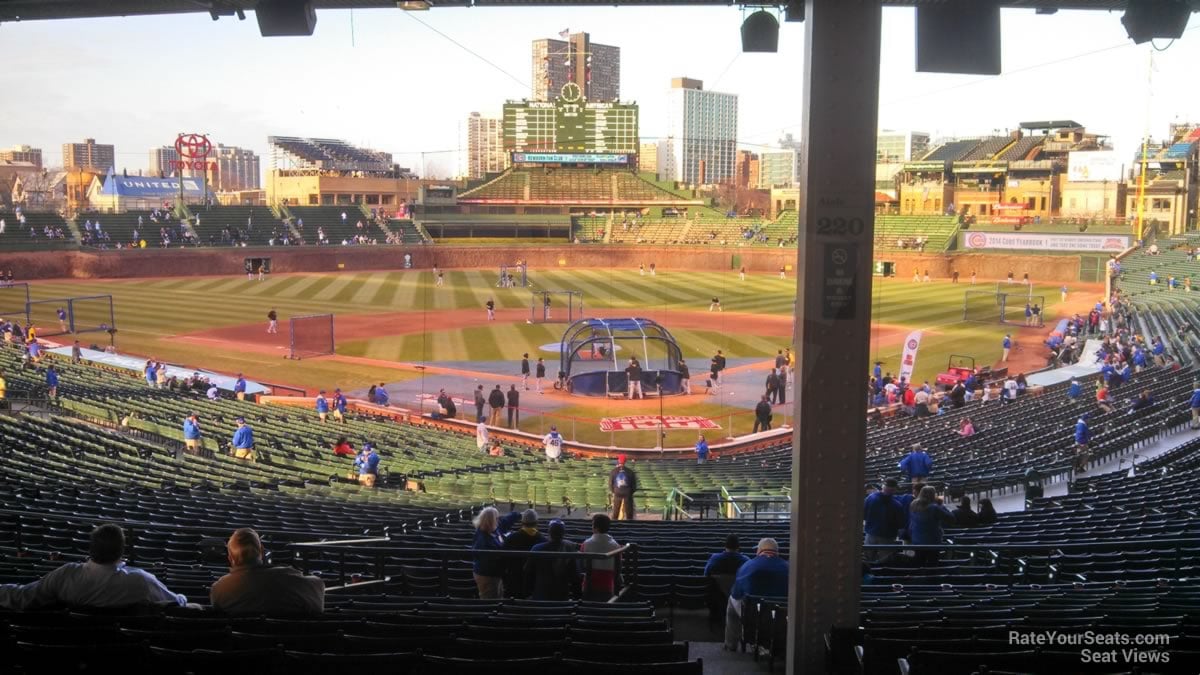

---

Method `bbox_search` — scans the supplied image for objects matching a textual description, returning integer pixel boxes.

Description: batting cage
[498,261,528,288]
[26,294,116,338]
[559,318,684,397]
[290,313,335,360]
[529,290,583,324]
[963,290,1045,326]
[0,283,31,324]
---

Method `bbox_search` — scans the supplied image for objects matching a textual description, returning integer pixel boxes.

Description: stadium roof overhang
[0,0,1193,23]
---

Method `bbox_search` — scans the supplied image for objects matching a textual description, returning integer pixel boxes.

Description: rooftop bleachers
[996,135,1044,161]
[269,136,393,172]
[961,137,1010,161]
[921,139,981,163]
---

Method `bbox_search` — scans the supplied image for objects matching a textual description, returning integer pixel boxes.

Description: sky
[1,6,1199,179]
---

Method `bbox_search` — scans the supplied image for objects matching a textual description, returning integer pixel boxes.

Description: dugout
[560,318,684,397]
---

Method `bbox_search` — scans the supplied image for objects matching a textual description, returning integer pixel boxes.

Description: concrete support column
[788,0,881,672]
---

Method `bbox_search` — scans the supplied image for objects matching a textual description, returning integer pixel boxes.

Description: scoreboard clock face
[560,82,582,103]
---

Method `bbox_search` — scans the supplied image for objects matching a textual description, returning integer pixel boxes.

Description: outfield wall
[4,246,1083,283]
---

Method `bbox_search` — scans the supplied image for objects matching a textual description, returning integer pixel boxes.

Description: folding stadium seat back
[561,658,703,675]
[564,640,689,663]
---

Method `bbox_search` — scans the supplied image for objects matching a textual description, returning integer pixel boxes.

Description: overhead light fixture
[256,0,316,36]
[1121,0,1190,44]
[1035,8,1058,15]
[398,1,432,10]
[741,9,779,53]
[784,0,804,22]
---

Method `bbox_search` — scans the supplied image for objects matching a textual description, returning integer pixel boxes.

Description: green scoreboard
[504,82,638,157]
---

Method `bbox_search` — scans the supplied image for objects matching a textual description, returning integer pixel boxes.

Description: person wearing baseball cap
[543,425,564,463]
[609,454,637,520]
[231,417,254,461]
[724,538,787,651]
[332,388,347,423]
[182,413,202,455]
[525,519,577,601]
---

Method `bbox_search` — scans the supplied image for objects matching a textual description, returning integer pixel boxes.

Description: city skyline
[2,8,1200,180]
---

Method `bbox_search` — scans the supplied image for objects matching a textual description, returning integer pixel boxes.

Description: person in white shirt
[0,524,186,610]
[543,426,563,462]
[206,384,220,400]
[476,420,489,453]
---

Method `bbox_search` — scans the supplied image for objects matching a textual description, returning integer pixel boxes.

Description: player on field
[709,296,722,312]
[536,358,546,393]
[56,307,67,333]
[639,264,645,276]
[267,309,278,334]
[521,353,530,390]
[486,298,495,321]
[739,266,746,281]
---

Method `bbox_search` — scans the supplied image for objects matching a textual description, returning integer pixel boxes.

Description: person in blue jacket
[908,485,955,566]
[234,374,247,401]
[357,442,380,487]
[315,390,329,423]
[863,478,904,561]
[45,364,58,399]
[333,388,347,424]
[182,413,202,454]
[898,444,933,485]
[1001,334,1012,362]
[374,383,389,407]
[471,506,505,599]
[1189,385,1200,430]
[1073,413,1091,473]
[232,417,254,461]
[695,434,710,464]
[1067,378,1083,402]
[724,538,788,651]
[144,361,157,387]
[1151,337,1166,366]
[1132,347,1147,372]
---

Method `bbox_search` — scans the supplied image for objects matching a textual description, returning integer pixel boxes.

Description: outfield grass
[22,269,1069,395]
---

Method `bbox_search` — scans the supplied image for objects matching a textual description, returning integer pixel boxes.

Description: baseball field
[20,266,1090,446]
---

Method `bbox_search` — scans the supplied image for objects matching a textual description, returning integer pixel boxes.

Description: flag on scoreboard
[898,330,923,385]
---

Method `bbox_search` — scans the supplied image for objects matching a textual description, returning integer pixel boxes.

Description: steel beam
[787,0,881,672]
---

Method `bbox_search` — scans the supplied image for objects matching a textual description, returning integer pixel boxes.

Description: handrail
[719,485,741,519]
[661,487,694,520]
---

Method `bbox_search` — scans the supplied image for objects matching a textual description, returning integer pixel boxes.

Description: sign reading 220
[816,217,866,236]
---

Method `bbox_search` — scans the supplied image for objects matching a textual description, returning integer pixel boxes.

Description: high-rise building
[149,146,185,177]
[639,141,659,175]
[876,130,930,163]
[465,112,509,179]
[759,149,798,188]
[63,138,115,172]
[532,31,620,103]
[664,78,738,185]
[734,150,759,189]
[0,145,43,168]
[211,144,261,192]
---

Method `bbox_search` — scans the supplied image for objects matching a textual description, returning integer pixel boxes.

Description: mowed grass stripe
[240,274,310,298]
[368,274,403,307]
[321,274,369,304]
[281,274,340,302]
[349,272,390,306]
[448,273,481,310]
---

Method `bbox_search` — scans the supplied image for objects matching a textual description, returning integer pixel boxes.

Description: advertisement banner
[599,415,721,432]
[963,231,1129,252]
[1068,151,1121,183]
[898,330,923,385]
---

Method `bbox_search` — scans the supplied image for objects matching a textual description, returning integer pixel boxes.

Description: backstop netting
[529,290,583,324]
[0,283,31,324]
[290,313,335,360]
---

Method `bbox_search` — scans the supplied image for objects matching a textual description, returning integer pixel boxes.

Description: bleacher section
[572,216,608,243]
[961,137,1010,161]
[269,136,393,172]
[387,218,426,244]
[0,211,74,250]
[188,204,281,246]
[459,169,701,206]
[996,135,1044,161]
[873,214,958,252]
[921,139,981,163]
[78,211,191,248]
[287,205,374,245]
